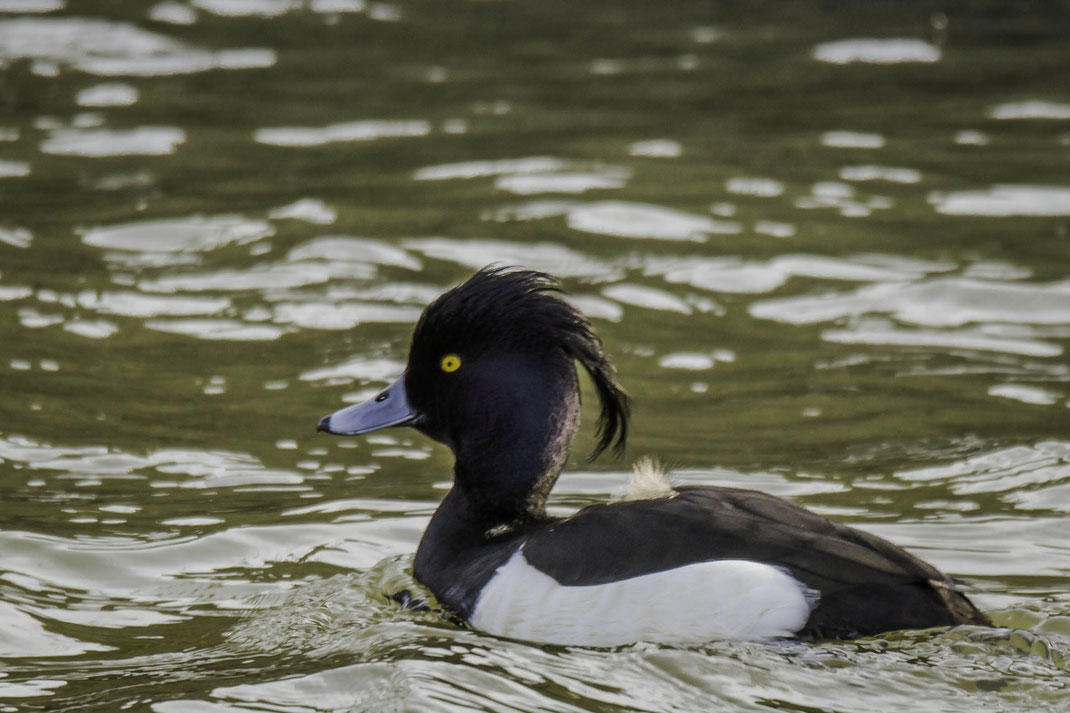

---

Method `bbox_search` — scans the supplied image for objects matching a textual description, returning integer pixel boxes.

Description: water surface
[1,1,1069,711]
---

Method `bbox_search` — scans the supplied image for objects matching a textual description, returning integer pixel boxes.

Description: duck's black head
[318,267,629,521]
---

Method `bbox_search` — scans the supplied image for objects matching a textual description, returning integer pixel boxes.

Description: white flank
[470,550,817,646]
[614,457,676,502]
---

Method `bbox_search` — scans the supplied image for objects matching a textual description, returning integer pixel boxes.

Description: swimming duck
[317,267,989,646]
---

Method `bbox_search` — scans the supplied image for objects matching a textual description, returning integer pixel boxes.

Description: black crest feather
[412,266,630,460]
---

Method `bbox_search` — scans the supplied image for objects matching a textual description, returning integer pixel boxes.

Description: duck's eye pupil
[440,354,461,373]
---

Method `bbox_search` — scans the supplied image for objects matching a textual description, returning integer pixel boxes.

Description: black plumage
[520,487,988,638]
[318,266,989,642]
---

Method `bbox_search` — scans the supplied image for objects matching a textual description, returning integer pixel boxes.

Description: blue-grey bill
[317,375,419,435]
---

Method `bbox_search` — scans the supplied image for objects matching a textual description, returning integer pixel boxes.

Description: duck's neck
[425,355,582,533]
[450,381,579,525]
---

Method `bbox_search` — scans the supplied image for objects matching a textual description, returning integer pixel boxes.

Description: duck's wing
[521,486,988,639]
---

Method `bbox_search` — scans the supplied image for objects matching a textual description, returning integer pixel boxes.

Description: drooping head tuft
[409,266,629,460]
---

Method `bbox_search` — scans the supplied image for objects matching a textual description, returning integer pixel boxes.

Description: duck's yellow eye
[440,354,462,373]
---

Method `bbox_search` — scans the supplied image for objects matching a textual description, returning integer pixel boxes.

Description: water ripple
[415,156,570,181]
[628,139,682,158]
[83,215,274,254]
[255,119,430,147]
[649,253,948,295]
[567,201,741,241]
[932,185,1070,217]
[749,277,1070,328]
[75,82,138,107]
[989,100,1070,120]
[813,38,941,65]
[0,17,275,76]
[403,237,617,279]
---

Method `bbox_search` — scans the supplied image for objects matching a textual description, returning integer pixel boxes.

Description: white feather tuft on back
[471,550,818,646]
[613,456,676,502]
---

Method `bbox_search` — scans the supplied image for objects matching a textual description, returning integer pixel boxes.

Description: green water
[1,0,1069,710]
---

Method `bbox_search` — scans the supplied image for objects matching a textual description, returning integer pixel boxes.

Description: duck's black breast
[518,486,988,639]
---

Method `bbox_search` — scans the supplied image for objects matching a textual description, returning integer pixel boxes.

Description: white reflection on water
[988,384,1060,406]
[749,277,1070,327]
[954,129,990,146]
[76,82,138,107]
[628,139,682,157]
[322,282,443,306]
[932,185,1070,216]
[310,0,366,13]
[567,201,741,240]
[148,1,197,25]
[649,253,949,294]
[83,214,274,253]
[300,356,405,384]
[403,237,617,279]
[273,301,421,330]
[140,263,338,292]
[725,177,784,197]
[92,170,155,191]
[813,38,941,64]
[0,285,33,300]
[795,181,891,217]
[145,318,290,340]
[753,220,795,238]
[367,3,402,22]
[141,250,417,299]
[64,319,118,339]
[191,0,369,17]
[0,226,32,247]
[0,0,64,12]
[192,0,298,17]
[288,236,422,270]
[496,170,628,195]
[565,294,623,322]
[896,441,1070,502]
[839,165,921,183]
[95,47,275,76]
[589,58,623,75]
[79,217,435,339]
[820,130,885,149]
[485,199,579,222]
[254,120,430,147]
[76,291,230,318]
[268,198,337,225]
[41,127,185,156]
[19,307,64,328]
[0,519,386,594]
[658,350,736,371]
[38,608,187,635]
[962,261,1032,280]
[989,100,1070,120]
[205,663,407,713]
[414,156,569,181]
[0,160,30,178]
[601,284,691,314]
[0,678,67,699]
[822,320,1061,358]
[0,18,275,75]
[0,601,111,657]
